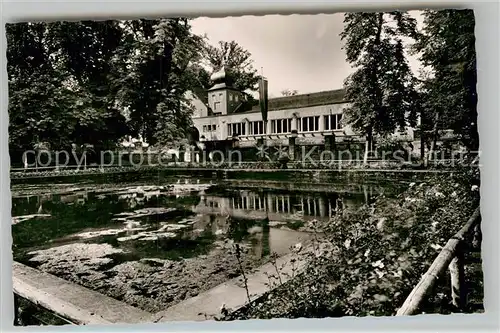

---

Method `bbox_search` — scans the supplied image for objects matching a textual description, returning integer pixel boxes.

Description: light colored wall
[194,102,356,143]
[192,95,417,145]
[194,116,225,141]
[208,90,228,115]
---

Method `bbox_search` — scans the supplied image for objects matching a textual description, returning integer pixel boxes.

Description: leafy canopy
[340,12,419,141]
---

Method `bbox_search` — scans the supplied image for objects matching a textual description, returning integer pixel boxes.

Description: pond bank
[23,240,271,313]
[219,169,482,320]
[11,170,476,319]
[10,166,444,185]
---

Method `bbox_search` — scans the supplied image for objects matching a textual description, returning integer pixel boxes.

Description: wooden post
[448,241,467,310]
[14,293,20,326]
[396,207,480,316]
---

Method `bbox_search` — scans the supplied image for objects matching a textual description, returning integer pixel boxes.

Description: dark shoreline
[10,166,452,185]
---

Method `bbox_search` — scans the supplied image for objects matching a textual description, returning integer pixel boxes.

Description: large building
[188,68,416,152]
[182,67,427,165]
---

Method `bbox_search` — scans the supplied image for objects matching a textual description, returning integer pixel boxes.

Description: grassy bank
[219,167,481,319]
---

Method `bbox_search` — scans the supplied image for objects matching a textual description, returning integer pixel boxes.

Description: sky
[191,11,424,98]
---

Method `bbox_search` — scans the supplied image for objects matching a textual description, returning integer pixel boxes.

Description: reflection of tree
[227,215,260,243]
[12,193,126,249]
[257,192,271,258]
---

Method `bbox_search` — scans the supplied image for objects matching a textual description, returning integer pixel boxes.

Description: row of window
[210,93,240,105]
[250,120,265,135]
[226,114,343,136]
[228,122,246,136]
[203,124,217,132]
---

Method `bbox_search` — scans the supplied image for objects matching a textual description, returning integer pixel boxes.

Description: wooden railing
[12,262,150,326]
[396,207,482,315]
[14,293,76,326]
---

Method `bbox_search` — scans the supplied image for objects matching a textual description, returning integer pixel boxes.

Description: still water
[11,176,406,265]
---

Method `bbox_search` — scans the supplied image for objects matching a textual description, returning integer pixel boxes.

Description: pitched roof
[246,88,347,113]
[191,86,209,105]
[187,87,347,115]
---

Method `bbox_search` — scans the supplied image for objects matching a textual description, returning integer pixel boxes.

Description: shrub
[220,169,480,320]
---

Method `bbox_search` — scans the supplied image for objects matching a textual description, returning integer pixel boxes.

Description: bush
[220,169,480,320]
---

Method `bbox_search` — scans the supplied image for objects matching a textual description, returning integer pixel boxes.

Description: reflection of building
[193,191,364,222]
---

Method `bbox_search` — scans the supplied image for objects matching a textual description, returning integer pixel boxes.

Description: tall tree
[6,21,129,155]
[340,12,419,162]
[7,22,78,152]
[413,9,478,153]
[113,18,205,147]
[204,40,260,95]
[51,20,129,150]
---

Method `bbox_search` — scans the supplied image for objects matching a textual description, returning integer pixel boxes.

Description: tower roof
[208,66,238,92]
[210,67,227,83]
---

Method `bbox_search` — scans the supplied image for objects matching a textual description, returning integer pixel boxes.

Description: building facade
[187,68,418,159]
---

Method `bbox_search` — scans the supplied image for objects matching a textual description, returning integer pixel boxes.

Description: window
[235,95,239,102]
[214,102,221,111]
[324,114,343,130]
[271,118,292,134]
[203,124,217,132]
[229,94,233,101]
[300,116,320,132]
[250,121,264,135]
[228,122,246,136]
[337,114,342,129]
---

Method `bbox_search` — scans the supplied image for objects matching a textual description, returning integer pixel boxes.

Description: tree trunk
[364,127,373,164]
[420,131,425,163]
[426,112,440,165]
[261,217,270,258]
[364,13,383,165]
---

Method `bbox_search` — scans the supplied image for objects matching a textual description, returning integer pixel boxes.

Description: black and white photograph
[7,8,483,326]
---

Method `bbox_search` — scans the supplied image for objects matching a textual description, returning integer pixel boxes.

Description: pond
[11,174,410,312]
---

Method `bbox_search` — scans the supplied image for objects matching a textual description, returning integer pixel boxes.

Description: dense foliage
[7,21,129,153]
[412,9,478,153]
[340,12,420,158]
[341,9,478,160]
[6,19,258,152]
[222,167,480,319]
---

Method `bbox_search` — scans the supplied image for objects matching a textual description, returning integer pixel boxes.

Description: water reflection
[196,190,366,222]
[11,180,392,263]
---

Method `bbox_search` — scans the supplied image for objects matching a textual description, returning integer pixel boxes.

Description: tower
[207,67,243,115]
